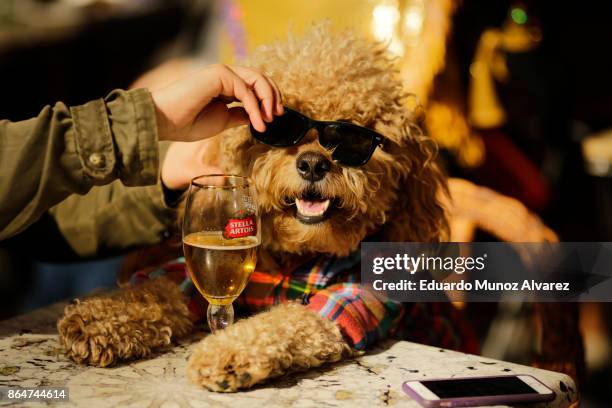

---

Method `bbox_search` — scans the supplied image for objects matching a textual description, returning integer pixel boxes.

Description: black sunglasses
[249,107,386,167]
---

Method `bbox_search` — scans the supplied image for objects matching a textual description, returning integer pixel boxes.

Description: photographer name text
[372,279,570,292]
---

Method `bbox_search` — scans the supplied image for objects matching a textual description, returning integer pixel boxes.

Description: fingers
[265,73,284,116]
[152,63,284,142]
[192,101,247,140]
[230,66,274,122]
[230,66,283,120]
[207,64,283,131]
[265,74,284,115]
[208,65,264,132]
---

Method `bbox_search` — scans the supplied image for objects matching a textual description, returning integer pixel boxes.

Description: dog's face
[221,24,447,256]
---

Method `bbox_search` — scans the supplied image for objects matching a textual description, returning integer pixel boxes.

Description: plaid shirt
[131,252,477,353]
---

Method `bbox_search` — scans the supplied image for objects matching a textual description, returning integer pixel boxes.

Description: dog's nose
[296,151,331,182]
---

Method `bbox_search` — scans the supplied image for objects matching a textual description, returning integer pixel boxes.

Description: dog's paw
[57,278,193,367]
[58,300,169,367]
[186,332,274,392]
[187,303,353,392]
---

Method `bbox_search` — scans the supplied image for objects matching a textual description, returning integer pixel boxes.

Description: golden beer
[183,231,258,306]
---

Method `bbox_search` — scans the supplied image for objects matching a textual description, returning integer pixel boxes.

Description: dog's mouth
[292,190,336,224]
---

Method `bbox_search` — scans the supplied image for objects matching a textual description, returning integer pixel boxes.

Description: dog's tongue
[295,198,330,216]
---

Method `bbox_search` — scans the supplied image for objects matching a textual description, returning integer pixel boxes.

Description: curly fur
[221,23,448,255]
[57,277,193,367]
[187,303,354,392]
[183,24,449,391]
[58,23,448,391]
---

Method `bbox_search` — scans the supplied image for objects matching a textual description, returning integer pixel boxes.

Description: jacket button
[88,153,105,168]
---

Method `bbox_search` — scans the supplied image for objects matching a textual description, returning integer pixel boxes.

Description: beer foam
[183,232,260,250]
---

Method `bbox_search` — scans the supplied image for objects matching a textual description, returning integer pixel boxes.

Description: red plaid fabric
[131,252,478,353]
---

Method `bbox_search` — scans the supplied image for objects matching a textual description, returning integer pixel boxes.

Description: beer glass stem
[207,303,234,333]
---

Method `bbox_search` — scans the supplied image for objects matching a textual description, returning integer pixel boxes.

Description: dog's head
[221,24,448,256]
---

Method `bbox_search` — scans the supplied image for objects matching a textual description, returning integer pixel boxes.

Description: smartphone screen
[421,376,539,398]
[403,375,555,407]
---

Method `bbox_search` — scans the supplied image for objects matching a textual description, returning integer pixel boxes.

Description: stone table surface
[0,301,578,407]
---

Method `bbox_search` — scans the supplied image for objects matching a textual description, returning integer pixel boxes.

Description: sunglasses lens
[251,110,309,147]
[320,124,376,166]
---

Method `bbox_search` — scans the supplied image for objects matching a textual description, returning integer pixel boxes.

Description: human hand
[151,64,283,142]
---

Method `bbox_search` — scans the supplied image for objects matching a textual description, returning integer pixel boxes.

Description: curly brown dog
[58,24,560,392]
[58,24,450,391]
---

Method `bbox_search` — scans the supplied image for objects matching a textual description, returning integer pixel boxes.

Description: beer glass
[182,175,260,332]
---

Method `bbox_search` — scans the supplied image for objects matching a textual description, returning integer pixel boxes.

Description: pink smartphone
[402,374,555,407]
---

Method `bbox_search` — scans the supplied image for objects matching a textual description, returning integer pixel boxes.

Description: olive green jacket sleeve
[48,143,178,257]
[0,88,160,241]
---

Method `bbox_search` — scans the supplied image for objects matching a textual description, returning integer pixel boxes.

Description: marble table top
[0,301,578,407]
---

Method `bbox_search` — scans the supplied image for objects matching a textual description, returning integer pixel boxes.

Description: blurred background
[0,0,611,405]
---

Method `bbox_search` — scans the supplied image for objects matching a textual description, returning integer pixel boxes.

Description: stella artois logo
[223,210,257,239]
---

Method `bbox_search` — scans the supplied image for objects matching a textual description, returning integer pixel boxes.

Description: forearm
[0,89,159,240]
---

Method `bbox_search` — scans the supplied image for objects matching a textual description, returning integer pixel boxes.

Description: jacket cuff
[70,98,117,185]
[106,88,159,186]
[70,88,159,187]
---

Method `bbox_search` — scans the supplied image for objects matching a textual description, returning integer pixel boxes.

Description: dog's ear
[381,119,450,243]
